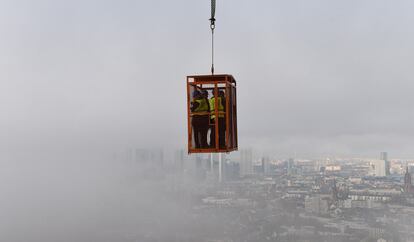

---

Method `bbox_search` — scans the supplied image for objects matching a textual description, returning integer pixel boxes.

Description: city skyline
[2,0,414,241]
[110,146,414,241]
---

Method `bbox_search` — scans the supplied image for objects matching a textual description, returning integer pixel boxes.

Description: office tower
[287,158,294,175]
[240,148,253,177]
[261,158,266,174]
[380,152,390,176]
[404,166,412,193]
[373,160,386,177]
[380,152,388,161]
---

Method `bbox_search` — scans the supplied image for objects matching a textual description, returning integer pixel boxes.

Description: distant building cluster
[115,148,414,241]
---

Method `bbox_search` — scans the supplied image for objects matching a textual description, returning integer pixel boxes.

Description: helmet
[192,90,201,97]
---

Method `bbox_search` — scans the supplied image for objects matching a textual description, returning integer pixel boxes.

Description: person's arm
[191,101,199,112]
[206,98,211,112]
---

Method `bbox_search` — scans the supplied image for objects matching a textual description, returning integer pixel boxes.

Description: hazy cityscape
[2,0,414,241]
[110,148,414,242]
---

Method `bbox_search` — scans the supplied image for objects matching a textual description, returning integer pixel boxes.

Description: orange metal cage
[187,74,238,154]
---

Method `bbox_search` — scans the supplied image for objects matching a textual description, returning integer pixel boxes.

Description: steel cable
[210,0,216,75]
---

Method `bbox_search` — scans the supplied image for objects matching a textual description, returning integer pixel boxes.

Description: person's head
[202,90,208,98]
[219,90,225,97]
[192,90,201,98]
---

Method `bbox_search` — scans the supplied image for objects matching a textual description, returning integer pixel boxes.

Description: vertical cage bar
[187,77,192,152]
[214,83,219,150]
[234,82,238,149]
[225,78,230,150]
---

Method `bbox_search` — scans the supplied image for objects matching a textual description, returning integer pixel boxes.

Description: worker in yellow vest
[191,90,210,148]
[209,90,226,148]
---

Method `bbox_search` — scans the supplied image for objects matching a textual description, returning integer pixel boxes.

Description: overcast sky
[1,0,414,158]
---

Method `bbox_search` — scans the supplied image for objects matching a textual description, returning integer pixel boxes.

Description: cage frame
[187,74,238,154]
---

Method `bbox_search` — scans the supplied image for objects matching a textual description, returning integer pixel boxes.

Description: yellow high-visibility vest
[209,97,225,119]
[193,98,209,114]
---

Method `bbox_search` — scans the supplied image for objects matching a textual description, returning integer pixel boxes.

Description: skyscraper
[287,158,294,175]
[240,148,253,177]
[380,152,388,161]
[404,166,412,193]
[372,159,386,177]
[380,152,390,176]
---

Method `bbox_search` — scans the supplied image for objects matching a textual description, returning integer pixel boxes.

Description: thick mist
[1,0,414,241]
[0,154,190,241]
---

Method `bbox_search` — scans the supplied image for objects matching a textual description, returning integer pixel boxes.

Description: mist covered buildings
[117,147,414,241]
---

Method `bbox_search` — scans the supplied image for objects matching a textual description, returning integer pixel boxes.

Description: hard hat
[192,90,201,97]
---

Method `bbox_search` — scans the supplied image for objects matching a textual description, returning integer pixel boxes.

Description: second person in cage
[209,90,226,149]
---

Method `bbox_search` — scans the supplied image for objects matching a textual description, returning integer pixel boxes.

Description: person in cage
[209,90,226,149]
[201,89,211,148]
[191,90,210,148]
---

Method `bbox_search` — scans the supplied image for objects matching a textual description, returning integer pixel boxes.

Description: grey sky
[1,1,414,241]
[1,0,414,157]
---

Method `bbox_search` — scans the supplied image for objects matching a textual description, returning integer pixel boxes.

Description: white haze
[1,0,414,240]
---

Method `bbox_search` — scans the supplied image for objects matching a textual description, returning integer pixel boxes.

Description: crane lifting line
[209,0,223,183]
[210,0,216,75]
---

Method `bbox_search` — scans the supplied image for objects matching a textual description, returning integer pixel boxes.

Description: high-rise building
[287,158,294,175]
[380,152,390,176]
[404,166,412,193]
[240,148,253,177]
[372,159,386,177]
[380,152,388,161]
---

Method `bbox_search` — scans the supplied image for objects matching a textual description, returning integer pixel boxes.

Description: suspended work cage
[187,74,237,153]
[186,0,238,154]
